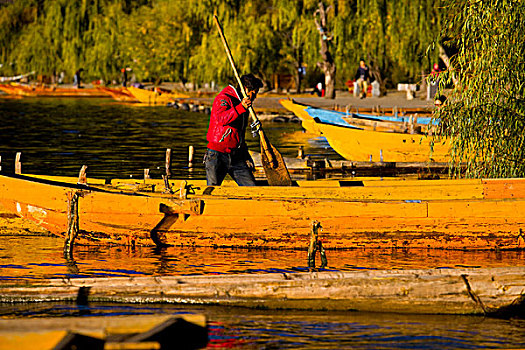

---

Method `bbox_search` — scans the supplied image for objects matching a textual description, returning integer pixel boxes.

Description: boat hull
[1,174,525,250]
[318,122,451,162]
[0,83,108,97]
[96,86,138,102]
[279,99,435,134]
[127,86,189,104]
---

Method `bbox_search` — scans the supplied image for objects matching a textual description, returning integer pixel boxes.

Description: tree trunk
[294,48,304,94]
[315,2,336,99]
[367,54,387,96]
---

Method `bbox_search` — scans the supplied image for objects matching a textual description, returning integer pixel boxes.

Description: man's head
[240,74,263,100]
[359,60,366,67]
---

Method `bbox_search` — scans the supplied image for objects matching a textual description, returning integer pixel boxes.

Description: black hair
[240,74,263,92]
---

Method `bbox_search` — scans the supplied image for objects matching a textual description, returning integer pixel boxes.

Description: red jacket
[207,85,249,153]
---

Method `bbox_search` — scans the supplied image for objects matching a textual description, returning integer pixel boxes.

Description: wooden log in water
[0,267,523,316]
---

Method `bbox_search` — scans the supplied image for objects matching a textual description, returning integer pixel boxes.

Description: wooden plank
[0,268,523,315]
[482,178,525,199]
[0,315,206,350]
[0,331,69,350]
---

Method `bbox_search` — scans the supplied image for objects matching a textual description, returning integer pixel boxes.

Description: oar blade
[259,130,292,186]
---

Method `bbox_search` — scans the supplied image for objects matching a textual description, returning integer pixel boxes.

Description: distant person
[428,63,442,100]
[121,68,128,87]
[355,59,370,99]
[204,73,263,186]
[313,81,323,97]
[434,94,447,108]
[73,69,83,88]
[431,63,441,77]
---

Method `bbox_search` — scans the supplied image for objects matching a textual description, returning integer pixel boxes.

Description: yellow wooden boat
[280,98,323,133]
[1,173,524,250]
[0,314,207,350]
[280,98,447,162]
[317,121,451,162]
[127,86,189,104]
[0,83,109,97]
[95,86,138,102]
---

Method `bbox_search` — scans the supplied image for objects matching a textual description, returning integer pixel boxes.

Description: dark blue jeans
[204,148,256,186]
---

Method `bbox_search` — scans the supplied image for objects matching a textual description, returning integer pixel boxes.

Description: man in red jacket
[204,74,263,186]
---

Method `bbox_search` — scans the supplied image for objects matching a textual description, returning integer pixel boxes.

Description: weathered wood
[0,315,207,350]
[64,190,81,258]
[0,267,523,316]
[15,152,21,174]
[77,165,87,185]
[143,169,150,182]
[165,148,171,177]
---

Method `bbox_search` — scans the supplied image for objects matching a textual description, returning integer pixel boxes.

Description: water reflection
[0,233,523,281]
[0,98,336,179]
[1,302,524,349]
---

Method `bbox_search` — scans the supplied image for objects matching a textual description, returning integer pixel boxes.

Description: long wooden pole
[213,15,292,186]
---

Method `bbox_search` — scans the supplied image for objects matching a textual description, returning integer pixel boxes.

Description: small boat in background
[280,99,447,162]
[280,99,437,134]
[316,120,450,162]
[127,86,189,104]
[0,82,108,97]
[96,86,138,102]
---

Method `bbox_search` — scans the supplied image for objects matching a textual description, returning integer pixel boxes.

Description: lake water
[0,97,524,349]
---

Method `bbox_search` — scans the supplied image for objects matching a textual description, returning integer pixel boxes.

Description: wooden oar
[213,15,292,186]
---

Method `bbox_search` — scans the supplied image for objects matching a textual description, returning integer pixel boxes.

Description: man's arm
[214,96,251,125]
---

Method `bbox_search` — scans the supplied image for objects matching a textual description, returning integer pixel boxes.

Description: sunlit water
[0,97,336,179]
[0,97,524,349]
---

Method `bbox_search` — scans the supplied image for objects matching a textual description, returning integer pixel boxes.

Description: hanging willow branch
[435,0,525,178]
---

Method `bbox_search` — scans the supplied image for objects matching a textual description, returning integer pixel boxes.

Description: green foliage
[0,0,445,88]
[435,0,525,178]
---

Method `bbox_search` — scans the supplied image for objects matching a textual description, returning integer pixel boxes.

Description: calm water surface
[0,97,335,178]
[0,97,524,349]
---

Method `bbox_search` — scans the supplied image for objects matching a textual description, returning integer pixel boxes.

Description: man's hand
[241,96,252,109]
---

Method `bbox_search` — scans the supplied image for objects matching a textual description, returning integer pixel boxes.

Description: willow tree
[314,1,336,98]
[435,0,525,178]
[119,0,198,85]
[84,1,127,82]
[5,0,128,82]
[268,0,319,93]
[188,0,283,89]
[387,0,442,85]
[0,0,39,75]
